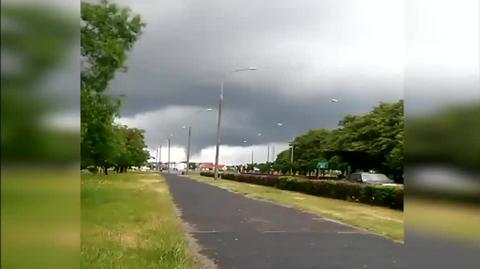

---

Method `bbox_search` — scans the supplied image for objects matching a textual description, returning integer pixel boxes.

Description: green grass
[81,172,195,269]
[407,198,480,243]
[2,168,80,269]
[189,174,404,242]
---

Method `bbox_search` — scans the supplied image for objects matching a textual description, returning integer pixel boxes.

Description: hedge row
[199,172,403,210]
[276,177,403,210]
[200,171,278,186]
[305,175,339,180]
[202,172,337,180]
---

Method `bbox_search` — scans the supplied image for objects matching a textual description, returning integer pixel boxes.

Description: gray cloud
[110,0,409,153]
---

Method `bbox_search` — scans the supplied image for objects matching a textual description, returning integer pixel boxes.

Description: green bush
[200,172,278,186]
[360,185,403,209]
[200,171,214,177]
[276,177,403,210]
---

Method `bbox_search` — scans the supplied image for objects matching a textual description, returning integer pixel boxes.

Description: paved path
[165,173,403,269]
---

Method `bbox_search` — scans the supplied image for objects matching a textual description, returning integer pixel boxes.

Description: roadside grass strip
[81,172,197,269]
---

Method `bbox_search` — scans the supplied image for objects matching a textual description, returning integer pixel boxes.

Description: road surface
[165,173,403,269]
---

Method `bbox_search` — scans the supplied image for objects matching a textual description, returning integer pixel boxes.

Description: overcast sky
[103,0,479,165]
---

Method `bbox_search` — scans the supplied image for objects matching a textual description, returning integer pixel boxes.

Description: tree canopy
[81,1,148,174]
[273,100,404,181]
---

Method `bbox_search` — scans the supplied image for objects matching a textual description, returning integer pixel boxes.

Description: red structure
[198,162,225,171]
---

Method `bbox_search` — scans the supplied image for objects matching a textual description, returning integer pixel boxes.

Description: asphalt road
[165,173,403,269]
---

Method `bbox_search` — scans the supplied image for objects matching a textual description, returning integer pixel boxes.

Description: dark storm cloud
[110,0,406,151]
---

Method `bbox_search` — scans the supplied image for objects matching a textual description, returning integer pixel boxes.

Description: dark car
[347,172,400,186]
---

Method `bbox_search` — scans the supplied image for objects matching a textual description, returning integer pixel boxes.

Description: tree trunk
[104,166,108,175]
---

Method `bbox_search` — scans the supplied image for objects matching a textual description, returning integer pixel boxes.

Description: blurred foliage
[2,168,80,269]
[1,2,80,269]
[80,1,148,174]
[1,3,77,163]
[406,103,480,172]
[1,5,75,88]
[274,100,404,181]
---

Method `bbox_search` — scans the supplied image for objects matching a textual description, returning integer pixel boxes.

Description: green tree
[273,149,293,174]
[125,128,150,168]
[291,129,334,175]
[81,0,144,93]
[257,163,272,173]
[335,100,404,179]
[272,100,404,180]
[112,125,149,172]
[80,1,145,174]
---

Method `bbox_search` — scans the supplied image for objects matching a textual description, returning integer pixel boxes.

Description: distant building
[198,162,226,171]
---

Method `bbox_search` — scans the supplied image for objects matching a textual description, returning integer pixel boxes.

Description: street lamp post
[272,144,275,162]
[157,145,161,172]
[185,126,191,175]
[182,107,213,176]
[167,133,173,173]
[290,141,295,175]
[167,138,171,173]
[271,122,284,167]
[242,139,254,172]
[267,143,270,163]
[214,67,257,180]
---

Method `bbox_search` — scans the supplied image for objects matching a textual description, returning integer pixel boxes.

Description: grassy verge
[2,168,79,269]
[406,198,480,243]
[81,172,195,269]
[189,174,403,242]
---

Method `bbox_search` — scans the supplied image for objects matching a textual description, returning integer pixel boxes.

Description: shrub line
[200,172,403,210]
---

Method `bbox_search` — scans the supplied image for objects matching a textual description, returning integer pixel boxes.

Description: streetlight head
[276,122,283,127]
[206,108,214,111]
[330,98,339,103]
[248,67,257,70]
[243,140,248,143]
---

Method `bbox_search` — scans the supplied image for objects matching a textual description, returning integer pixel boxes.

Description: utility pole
[267,143,270,163]
[214,80,224,180]
[272,144,275,162]
[186,126,191,175]
[251,150,254,166]
[156,146,160,172]
[167,138,171,173]
[214,67,257,180]
[290,143,294,175]
[159,144,162,171]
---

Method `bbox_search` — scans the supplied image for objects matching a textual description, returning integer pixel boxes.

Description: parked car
[346,172,401,186]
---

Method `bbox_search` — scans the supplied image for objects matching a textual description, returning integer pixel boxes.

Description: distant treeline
[271,100,404,181]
